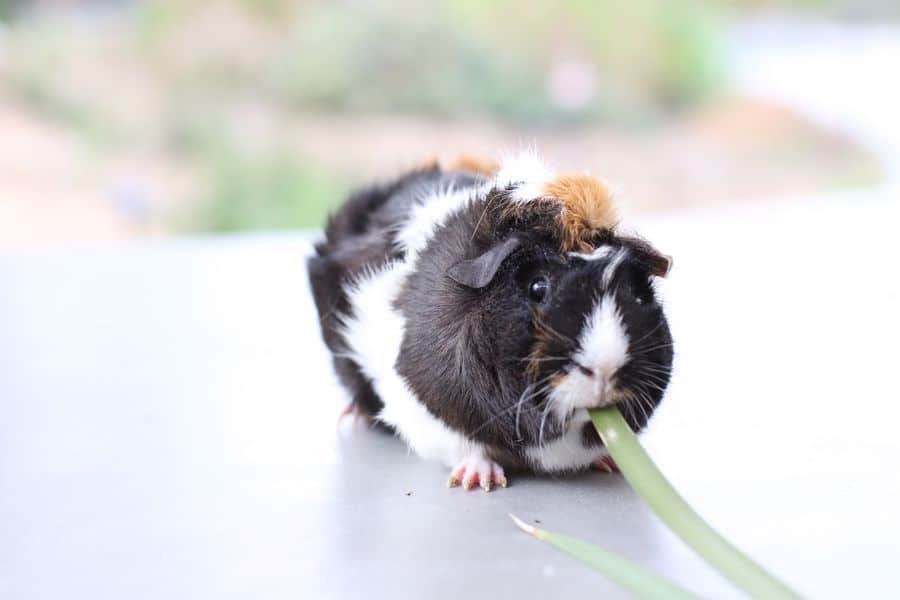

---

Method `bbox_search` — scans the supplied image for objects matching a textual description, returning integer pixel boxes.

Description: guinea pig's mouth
[546,365,627,420]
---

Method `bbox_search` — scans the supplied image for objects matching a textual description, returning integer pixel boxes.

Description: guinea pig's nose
[590,369,618,406]
[594,364,617,381]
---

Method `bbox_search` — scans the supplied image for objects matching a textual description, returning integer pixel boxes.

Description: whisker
[469,373,556,440]
[620,396,639,429]
[638,379,669,393]
[513,355,571,364]
[469,394,543,439]
[534,317,576,347]
[515,378,554,438]
[633,389,654,425]
[469,189,499,241]
[628,320,665,349]
[634,368,672,381]
[631,374,669,391]
[538,398,555,451]
[626,358,673,374]
[630,341,676,356]
[629,364,673,377]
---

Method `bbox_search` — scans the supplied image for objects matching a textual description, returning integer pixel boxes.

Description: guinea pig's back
[314,166,484,280]
[308,164,485,416]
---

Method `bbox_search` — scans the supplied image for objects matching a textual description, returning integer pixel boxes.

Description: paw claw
[337,404,371,430]
[448,453,507,492]
[591,455,619,473]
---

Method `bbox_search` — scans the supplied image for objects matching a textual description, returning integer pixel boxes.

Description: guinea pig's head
[445,170,672,445]
[525,236,673,423]
[447,226,673,437]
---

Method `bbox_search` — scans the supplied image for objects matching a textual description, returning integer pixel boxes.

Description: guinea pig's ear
[619,236,672,278]
[447,236,521,289]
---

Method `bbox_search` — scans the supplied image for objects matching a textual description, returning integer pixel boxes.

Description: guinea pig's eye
[633,277,655,306]
[528,276,550,302]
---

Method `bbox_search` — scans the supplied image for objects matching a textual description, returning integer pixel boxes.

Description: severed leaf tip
[508,513,538,536]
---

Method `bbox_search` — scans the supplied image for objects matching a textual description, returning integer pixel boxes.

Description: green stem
[589,407,801,599]
[509,514,698,600]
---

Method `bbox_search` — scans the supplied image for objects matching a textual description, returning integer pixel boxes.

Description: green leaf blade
[510,514,698,600]
[589,407,802,599]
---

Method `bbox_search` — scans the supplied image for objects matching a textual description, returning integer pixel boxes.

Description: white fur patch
[568,245,615,262]
[579,294,629,375]
[548,294,629,419]
[602,248,627,287]
[494,150,554,203]
[524,409,607,472]
[340,262,479,467]
[395,150,555,264]
[394,185,476,266]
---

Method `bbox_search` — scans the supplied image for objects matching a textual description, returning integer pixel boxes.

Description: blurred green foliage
[0,0,24,21]
[126,0,727,231]
[0,0,884,234]
[129,0,725,126]
[188,146,348,233]
[26,0,882,234]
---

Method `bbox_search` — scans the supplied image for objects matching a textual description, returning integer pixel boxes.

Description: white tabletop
[2,190,899,599]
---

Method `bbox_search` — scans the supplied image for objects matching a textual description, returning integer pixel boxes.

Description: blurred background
[0,0,897,251]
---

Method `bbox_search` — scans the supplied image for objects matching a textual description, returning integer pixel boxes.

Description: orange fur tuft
[542,174,618,252]
[448,155,500,178]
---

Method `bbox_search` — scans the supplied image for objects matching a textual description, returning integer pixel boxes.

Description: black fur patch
[395,196,565,459]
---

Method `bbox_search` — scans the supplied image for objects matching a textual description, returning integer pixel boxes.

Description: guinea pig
[308,152,673,491]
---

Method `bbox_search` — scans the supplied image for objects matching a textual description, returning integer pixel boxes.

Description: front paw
[447,453,508,492]
[337,403,372,430]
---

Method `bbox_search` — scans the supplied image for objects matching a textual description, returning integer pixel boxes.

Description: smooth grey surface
[2,192,900,599]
